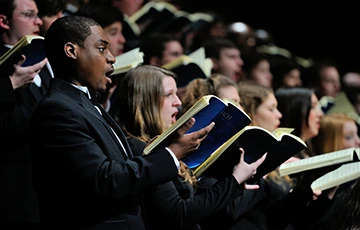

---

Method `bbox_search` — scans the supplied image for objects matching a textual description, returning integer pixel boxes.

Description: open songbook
[326,92,360,125]
[111,48,144,76]
[143,95,252,170]
[128,1,178,34]
[311,161,360,191]
[197,126,307,180]
[123,15,141,36]
[129,1,213,35]
[0,35,45,75]
[152,10,214,34]
[317,96,335,114]
[256,45,314,69]
[279,147,360,177]
[242,127,306,182]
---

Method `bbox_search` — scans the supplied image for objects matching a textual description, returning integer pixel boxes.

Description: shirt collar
[71,84,91,99]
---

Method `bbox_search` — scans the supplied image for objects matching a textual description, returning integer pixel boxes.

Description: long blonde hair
[238,81,294,189]
[180,73,238,117]
[117,65,196,185]
[313,113,355,154]
[237,80,273,122]
[117,65,176,142]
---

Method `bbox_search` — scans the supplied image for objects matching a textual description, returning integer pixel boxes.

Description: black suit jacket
[0,44,51,145]
[0,44,51,225]
[128,137,245,230]
[30,79,179,230]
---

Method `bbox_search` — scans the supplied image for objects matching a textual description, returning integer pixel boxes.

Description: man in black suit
[29,15,213,230]
[0,0,52,228]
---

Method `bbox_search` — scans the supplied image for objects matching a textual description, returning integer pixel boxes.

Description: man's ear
[64,42,77,59]
[149,56,161,66]
[0,15,10,30]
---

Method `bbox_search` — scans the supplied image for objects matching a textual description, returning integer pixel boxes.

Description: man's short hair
[0,0,16,25]
[203,38,237,59]
[45,15,99,75]
[36,0,65,18]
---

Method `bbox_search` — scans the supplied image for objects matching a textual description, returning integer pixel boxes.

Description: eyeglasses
[16,11,39,20]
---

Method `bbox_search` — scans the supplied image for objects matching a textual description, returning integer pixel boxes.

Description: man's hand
[167,118,215,159]
[9,56,47,89]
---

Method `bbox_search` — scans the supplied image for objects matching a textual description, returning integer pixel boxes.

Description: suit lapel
[82,95,122,145]
[39,66,52,91]
[28,83,43,102]
[80,94,132,159]
[51,79,133,159]
[98,105,134,158]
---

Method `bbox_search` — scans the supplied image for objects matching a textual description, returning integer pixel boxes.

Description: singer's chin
[90,88,108,105]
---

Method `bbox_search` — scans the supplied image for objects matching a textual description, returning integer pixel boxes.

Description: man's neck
[1,33,19,46]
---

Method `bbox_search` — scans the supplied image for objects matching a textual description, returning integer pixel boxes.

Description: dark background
[180,1,360,75]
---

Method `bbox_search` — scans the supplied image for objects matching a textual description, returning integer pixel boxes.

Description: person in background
[241,50,273,88]
[111,0,144,17]
[139,33,184,66]
[314,113,360,154]
[275,87,323,159]
[0,0,50,227]
[275,87,342,230]
[307,59,341,99]
[270,55,302,90]
[180,73,242,118]
[238,80,293,197]
[310,113,360,230]
[35,0,65,36]
[203,37,244,83]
